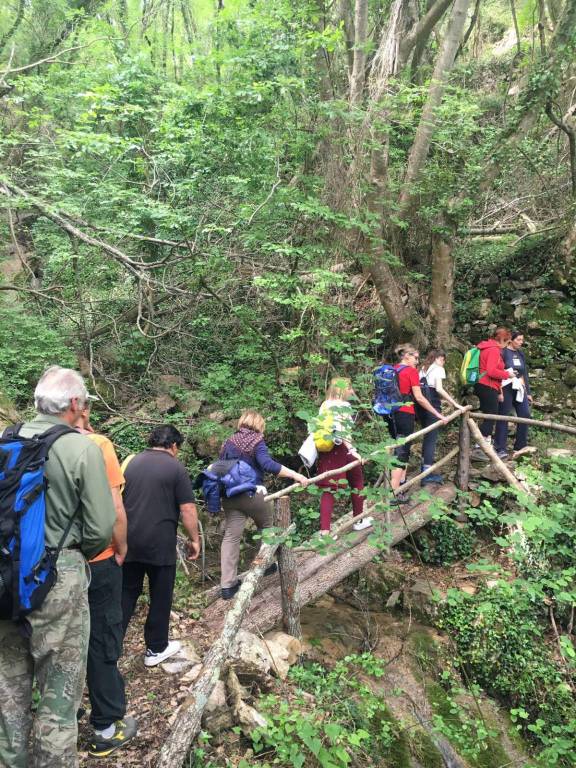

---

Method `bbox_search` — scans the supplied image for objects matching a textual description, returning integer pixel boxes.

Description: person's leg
[319,492,335,531]
[474,384,500,439]
[30,549,90,768]
[220,502,249,588]
[346,461,365,517]
[513,395,531,450]
[421,412,439,467]
[144,564,177,653]
[494,386,514,453]
[391,413,413,491]
[121,561,145,638]
[87,557,126,732]
[0,619,33,768]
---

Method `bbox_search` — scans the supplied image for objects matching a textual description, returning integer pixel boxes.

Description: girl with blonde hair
[315,377,371,534]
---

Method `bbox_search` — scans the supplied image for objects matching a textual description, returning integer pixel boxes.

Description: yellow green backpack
[312,408,335,453]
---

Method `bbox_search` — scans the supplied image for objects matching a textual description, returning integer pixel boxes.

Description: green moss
[409,730,445,768]
[375,708,413,768]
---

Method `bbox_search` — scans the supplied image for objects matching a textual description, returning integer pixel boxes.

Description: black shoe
[264,563,278,577]
[392,491,410,505]
[221,580,241,600]
[88,717,138,758]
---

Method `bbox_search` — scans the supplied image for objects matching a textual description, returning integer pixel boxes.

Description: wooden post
[456,412,471,491]
[467,417,529,495]
[274,496,302,639]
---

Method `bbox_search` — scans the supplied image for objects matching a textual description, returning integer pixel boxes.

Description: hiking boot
[352,516,374,531]
[471,448,490,462]
[144,640,181,667]
[264,563,278,577]
[421,473,444,486]
[221,580,241,600]
[392,491,410,504]
[88,716,138,758]
[496,450,509,460]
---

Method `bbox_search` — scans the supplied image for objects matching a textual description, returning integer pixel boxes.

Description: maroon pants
[317,443,365,531]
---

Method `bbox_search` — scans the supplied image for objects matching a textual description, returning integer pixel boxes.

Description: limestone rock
[179,391,203,417]
[229,630,272,683]
[162,659,194,675]
[154,394,178,414]
[202,680,234,733]
[546,448,573,458]
[181,663,202,683]
[208,410,226,423]
[263,631,302,665]
[565,365,576,388]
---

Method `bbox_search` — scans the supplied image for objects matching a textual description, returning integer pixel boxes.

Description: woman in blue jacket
[494,330,533,458]
[219,410,307,599]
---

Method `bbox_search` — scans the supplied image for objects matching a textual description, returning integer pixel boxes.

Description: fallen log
[190,484,456,647]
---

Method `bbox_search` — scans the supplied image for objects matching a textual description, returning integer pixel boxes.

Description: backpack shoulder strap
[2,422,23,439]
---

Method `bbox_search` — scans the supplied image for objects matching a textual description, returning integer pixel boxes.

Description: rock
[279,367,300,384]
[565,366,576,388]
[403,579,442,619]
[229,630,272,684]
[557,336,575,353]
[235,700,268,735]
[477,298,493,318]
[179,642,201,663]
[202,680,234,733]
[263,631,302,665]
[181,663,202,683]
[179,391,203,417]
[386,590,402,609]
[156,374,187,394]
[208,410,226,423]
[154,394,178,414]
[162,660,194,675]
[546,448,573,458]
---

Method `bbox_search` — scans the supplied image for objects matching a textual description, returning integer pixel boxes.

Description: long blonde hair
[325,377,352,401]
[237,409,266,433]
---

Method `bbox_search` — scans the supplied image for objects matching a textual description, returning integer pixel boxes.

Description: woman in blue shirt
[494,330,533,458]
[219,410,307,599]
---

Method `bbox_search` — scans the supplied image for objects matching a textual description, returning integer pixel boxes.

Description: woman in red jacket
[474,328,517,448]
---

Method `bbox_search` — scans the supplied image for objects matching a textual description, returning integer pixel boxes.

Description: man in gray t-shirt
[121,424,200,667]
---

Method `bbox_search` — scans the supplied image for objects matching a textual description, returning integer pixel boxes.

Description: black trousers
[474,383,500,438]
[87,556,126,730]
[121,562,176,653]
[385,411,415,465]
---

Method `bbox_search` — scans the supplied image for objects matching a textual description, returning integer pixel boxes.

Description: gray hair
[34,366,88,415]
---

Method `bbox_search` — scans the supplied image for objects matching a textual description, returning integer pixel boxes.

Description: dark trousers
[87,556,126,730]
[474,383,500,439]
[386,412,415,465]
[420,411,440,466]
[494,386,531,452]
[121,562,176,653]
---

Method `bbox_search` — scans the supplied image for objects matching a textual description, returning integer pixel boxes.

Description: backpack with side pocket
[373,364,408,416]
[195,459,260,515]
[460,346,485,387]
[312,408,335,453]
[0,423,79,622]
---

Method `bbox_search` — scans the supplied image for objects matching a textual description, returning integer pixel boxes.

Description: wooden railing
[157,405,575,767]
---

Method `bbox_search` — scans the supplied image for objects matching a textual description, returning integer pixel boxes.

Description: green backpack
[460,347,486,387]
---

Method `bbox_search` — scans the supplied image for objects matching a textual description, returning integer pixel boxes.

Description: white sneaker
[144,640,181,667]
[352,516,374,531]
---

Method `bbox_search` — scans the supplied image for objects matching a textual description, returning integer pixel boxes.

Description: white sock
[95,723,116,739]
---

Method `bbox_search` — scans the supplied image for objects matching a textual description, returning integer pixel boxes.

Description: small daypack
[196,459,260,515]
[460,347,485,387]
[0,423,78,622]
[373,364,408,416]
[312,408,335,453]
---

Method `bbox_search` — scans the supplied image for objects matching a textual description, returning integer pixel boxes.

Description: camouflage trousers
[0,550,90,768]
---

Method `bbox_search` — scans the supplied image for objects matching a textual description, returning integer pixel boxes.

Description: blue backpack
[373,364,409,416]
[196,459,259,516]
[0,423,78,622]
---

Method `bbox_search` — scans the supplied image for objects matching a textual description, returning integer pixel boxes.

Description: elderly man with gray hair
[0,366,115,768]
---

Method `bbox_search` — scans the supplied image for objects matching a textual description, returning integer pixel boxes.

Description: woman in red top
[474,328,516,447]
[387,344,446,495]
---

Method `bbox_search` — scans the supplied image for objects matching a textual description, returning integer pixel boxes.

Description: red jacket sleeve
[484,348,510,381]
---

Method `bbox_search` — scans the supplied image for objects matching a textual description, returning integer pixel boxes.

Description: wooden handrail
[470,413,576,436]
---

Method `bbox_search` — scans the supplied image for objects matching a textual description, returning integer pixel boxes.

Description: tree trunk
[398,0,472,220]
[349,0,369,105]
[428,226,455,346]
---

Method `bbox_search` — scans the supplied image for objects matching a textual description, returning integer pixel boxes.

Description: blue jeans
[421,411,440,466]
[494,386,531,452]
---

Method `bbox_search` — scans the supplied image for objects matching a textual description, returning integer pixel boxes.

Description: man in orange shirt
[77,401,137,758]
